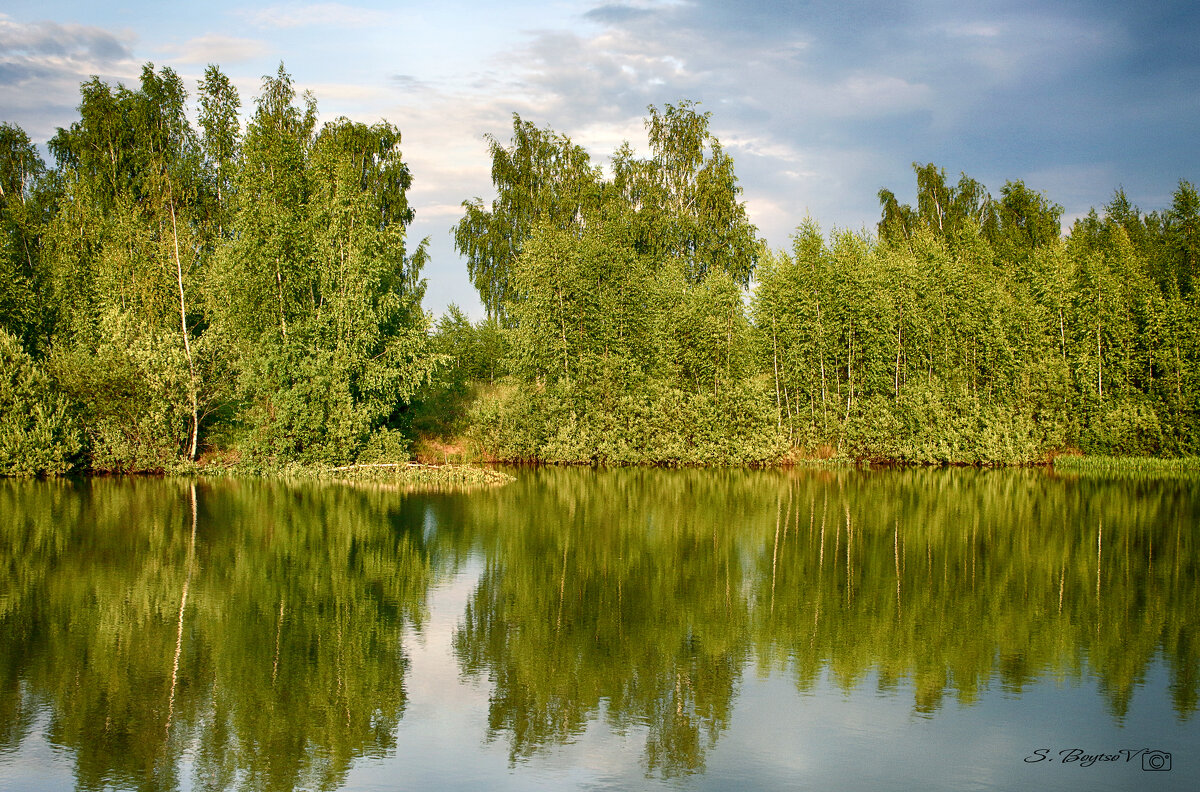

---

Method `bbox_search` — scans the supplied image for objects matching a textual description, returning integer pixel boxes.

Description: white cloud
[831,74,932,117]
[0,14,132,62]
[938,21,1003,39]
[572,116,650,162]
[161,34,270,65]
[303,80,393,111]
[0,14,139,140]
[723,134,808,165]
[240,3,393,30]
[417,202,472,219]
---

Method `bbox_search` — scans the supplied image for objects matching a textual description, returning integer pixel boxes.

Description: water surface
[0,468,1196,790]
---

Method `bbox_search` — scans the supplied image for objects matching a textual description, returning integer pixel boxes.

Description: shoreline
[9,454,1197,480]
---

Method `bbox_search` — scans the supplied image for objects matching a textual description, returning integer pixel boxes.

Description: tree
[211,66,436,463]
[1166,180,1199,296]
[877,163,999,250]
[0,329,81,474]
[456,103,759,320]
[0,124,49,351]
[42,64,212,468]
[455,115,602,320]
[197,64,241,238]
[996,179,1062,259]
[615,101,758,285]
[211,63,316,348]
[509,219,652,389]
[303,117,437,459]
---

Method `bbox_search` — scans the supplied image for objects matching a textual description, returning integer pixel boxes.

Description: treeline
[754,177,1200,463]
[1,64,436,474]
[430,115,1200,464]
[430,102,777,464]
[3,63,1199,473]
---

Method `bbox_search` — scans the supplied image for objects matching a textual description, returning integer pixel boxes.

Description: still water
[0,467,1196,791]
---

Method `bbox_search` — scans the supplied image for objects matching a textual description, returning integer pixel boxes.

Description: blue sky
[2,1,1198,318]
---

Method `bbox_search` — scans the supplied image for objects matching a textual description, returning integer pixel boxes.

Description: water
[0,467,1196,791]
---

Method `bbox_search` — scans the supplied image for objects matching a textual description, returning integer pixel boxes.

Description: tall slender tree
[455,116,601,321]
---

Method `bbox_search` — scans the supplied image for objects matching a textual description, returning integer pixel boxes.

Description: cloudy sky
[2,1,1197,317]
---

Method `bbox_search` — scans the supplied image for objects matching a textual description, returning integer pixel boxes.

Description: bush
[50,315,192,472]
[468,376,783,465]
[840,384,1058,465]
[0,330,82,475]
[1083,398,1164,456]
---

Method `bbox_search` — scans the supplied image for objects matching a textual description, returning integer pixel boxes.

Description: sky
[2,0,1198,318]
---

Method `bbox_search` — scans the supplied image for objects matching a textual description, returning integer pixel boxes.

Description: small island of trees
[1,63,1197,474]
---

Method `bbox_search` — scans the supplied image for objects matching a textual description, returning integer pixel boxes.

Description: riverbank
[7,446,1200,480]
[1051,455,1200,474]
[132,458,518,490]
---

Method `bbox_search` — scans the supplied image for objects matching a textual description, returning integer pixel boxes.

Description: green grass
[1052,455,1200,474]
[325,462,515,488]
[187,458,515,490]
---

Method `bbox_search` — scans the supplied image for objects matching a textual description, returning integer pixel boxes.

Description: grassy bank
[1052,455,1200,474]
[325,462,514,488]
[182,458,515,490]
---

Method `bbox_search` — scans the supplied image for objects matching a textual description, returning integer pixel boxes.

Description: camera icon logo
[1142,750,1171,771]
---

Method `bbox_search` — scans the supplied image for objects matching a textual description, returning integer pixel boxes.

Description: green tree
[0,124,50,351]
[0,330,81,475]
[614,101,759,285]
[211,67,435,463]
[508,220,651,389]
[211,63,316,348]
[197,64,242,239]
[995,179,1063,266]
[1166,180,1200,296]
[877,163,998,251]
[454,115,602,320]
[44,64,214,469]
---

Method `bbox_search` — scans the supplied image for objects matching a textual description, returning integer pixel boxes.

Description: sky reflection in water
[0,467,1196,791]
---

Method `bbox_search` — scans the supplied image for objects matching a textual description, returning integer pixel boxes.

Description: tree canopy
[1,63,436,473]
[2,63,1198,472]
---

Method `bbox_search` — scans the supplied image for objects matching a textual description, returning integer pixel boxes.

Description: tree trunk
[771,314,781,429]
[169,192,201,461]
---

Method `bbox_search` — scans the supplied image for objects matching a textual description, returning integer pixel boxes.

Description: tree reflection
[0,467,1196,787]
[0,478,431,792]
[448,467,1199,775]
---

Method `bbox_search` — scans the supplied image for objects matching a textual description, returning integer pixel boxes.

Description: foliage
[3,70,1200,471]
[210,70,436,465]
[49,313,193,472]
[751,168,1200,463]
[405,305,507,442]
[456,102,757,321]
[615,101,759,285]
[454,116,602,320]
[0,330,81,475]
[0,62,438,474]
[0,124,50,352]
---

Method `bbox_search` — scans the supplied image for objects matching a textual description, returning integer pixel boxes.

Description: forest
[1,62,1198,474]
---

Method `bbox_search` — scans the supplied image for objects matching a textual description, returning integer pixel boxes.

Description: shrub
[0,330,82,475]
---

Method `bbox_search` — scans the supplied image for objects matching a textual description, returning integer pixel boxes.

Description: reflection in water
[0,478,432,792]
[444,468,1199,775]
[0,468,1196,788]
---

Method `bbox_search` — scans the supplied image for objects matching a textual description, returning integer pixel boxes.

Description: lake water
[0,467,1196,791]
